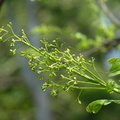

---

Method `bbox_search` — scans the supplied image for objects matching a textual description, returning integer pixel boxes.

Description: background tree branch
[82,38,120,56]
[98,0,120,27]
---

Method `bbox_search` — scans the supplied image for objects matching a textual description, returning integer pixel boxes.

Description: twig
[98,0,120,27]
[82,38,120,56]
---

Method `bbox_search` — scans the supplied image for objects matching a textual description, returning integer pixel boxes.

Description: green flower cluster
[1,23,120,113]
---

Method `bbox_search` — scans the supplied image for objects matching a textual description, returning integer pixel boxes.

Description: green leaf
[109,71,120,77]
[110,62,120,72]
[108,58,120,77]
[86,99,120,113]
[108,58,118,64]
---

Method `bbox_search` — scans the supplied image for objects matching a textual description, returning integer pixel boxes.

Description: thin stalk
[72,69,97,83]
[61,75,101,86]
[92,60,104,81]
[82,64,106,86]
[72,86,106,90]
[21,40,40,53]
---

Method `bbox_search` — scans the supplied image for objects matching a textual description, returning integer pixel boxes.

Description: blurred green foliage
[0,84,33,120]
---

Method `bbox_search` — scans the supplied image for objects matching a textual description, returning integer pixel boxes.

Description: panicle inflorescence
[1,23,120,113]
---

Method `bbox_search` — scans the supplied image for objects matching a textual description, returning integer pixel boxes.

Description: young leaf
[86,99,111,113]
[109,71,120,77]
[86,99,120,113]
[108,58,120,77]
[108,58,118,64]
[110,62,120,72]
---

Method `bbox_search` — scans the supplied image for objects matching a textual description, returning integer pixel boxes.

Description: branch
[98,0,120,27]
[82,37,120,56]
